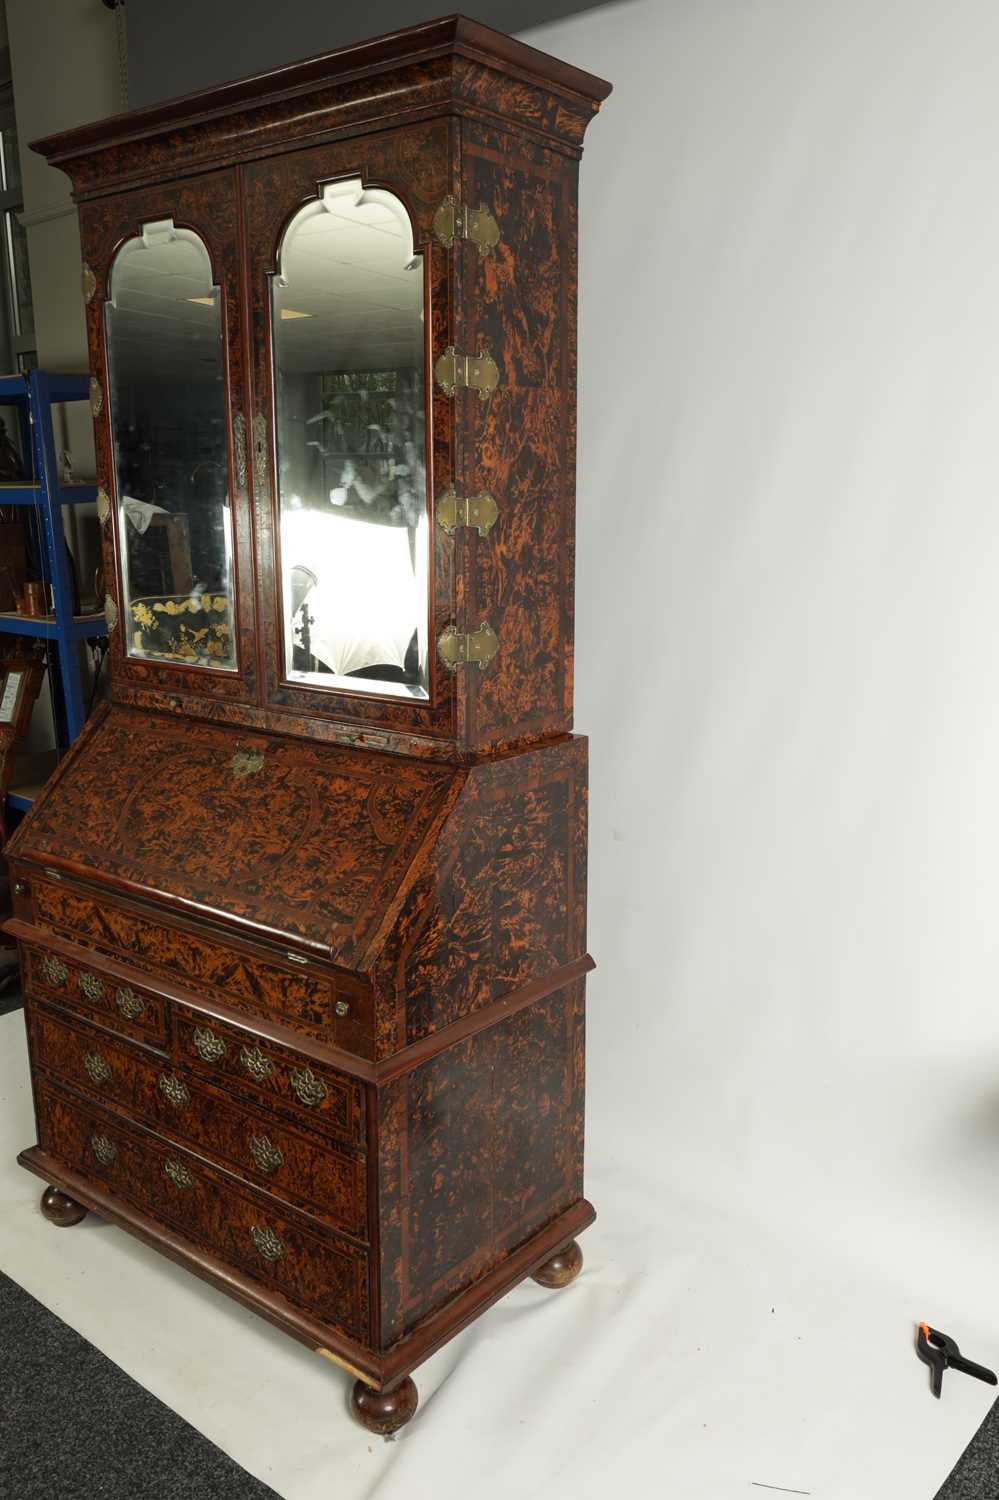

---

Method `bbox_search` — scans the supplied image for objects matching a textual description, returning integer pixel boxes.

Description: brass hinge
[81,263,96,303]
[436,488,498,538]
[434,345,499,402]
[89,377,103,418]
[104,593,118,633]
[438,621,500,672]
[432,195,501,257]
[95,488,111,527]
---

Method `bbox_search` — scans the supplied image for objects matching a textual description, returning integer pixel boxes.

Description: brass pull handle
[334,999,350,1019]
[91,1134,116,1166]
[163,1159,194,1189]
[115,986,145,1021]
[158,1072,190,1107]
[240,1044,275,1083]
[193,1026,227,1063]
[250,1224,285,1262]
[13,879,27,897]
[79,972,106,1003]
[249,1134,283,1175]
[83,1052,112,1086]
[288,1066,327,1108]
[41,955,68,988]
[232,410,247,491]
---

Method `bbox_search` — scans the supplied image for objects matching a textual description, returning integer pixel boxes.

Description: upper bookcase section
[32,16,611,764]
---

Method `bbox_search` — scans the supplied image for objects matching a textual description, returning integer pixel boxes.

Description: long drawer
[28,1000,367,1240]
[35,1078,370,1343]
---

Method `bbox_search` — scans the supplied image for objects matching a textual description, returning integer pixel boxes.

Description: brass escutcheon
[288,1066,327,1108]
[250,1224,285,1262]
[115,986,145,1021]
[240,1044,275,1083]
[79,972,105,1003]
[163,1159,194,1190]
[84,1052,112,1086]
[91,1134,117,1166]
[193,1026,227,1063]
[158,1072,190,1107]
[41,956,68,988]
[249,1134,284,1175]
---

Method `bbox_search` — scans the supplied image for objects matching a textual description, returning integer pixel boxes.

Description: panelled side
[457,117,582,753]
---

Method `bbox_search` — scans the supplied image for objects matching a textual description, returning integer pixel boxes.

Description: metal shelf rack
[0,369,106,812]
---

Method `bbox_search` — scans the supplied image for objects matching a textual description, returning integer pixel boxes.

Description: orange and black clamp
[917,1323,998,1398]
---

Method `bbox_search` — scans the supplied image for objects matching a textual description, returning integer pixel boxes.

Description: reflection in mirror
[272,179,428,699]
[106,219,236,671]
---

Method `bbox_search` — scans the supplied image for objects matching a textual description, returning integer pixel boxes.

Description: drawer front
[30,878,371,1048]
[29,1002,367,1239]
[22,941,168,1048]
[35,1080,369,1342]
[174,1004,365,1150]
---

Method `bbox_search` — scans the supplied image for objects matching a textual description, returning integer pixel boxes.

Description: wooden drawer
[28,1001,367,1240]
[27,878,373,1053]
[35,1079,369,1342]
[173,1003,365,1150]
[22,940,168,1049]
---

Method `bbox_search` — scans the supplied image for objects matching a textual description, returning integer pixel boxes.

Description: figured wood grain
[36,1079,370,1340]
[28,1000,367,1238]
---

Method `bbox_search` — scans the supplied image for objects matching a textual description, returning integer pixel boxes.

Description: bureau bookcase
[6,15,610,1434]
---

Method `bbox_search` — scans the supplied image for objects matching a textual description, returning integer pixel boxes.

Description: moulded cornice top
[31,12,612,189]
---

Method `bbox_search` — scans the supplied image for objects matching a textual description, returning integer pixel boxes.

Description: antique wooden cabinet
[7,15,610,1435]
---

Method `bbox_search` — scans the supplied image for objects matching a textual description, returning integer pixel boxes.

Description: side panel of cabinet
[240,121,460,747]
[78,169,256,707]
[457,121,581,753]
[375,978,586,1348]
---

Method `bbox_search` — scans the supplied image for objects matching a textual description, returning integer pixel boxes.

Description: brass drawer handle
[83,1051,112,1086]
[193,1026,227,1063]
[158,1072,190,1107]
[249,1134,283,1175]
[334,999,350,1019]
[250,1223,285,1262]
[240,1044,275,1083]
[163,1159,194,1189]
[115,986,145,1021]
[79,972,106,1003]
[91,1134,117,1166]
[41,955,68,988]
[288,1066,327,1108]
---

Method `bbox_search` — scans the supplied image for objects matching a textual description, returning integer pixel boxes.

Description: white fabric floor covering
[0,1006,990,1500]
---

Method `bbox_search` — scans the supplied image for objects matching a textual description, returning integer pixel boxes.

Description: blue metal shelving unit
[1,369,107,812]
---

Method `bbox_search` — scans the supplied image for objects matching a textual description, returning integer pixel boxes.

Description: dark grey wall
[125,1,615,107]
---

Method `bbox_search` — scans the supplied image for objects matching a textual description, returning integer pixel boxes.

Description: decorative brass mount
[438,621,500,672]
[436,488,499,538]
[104,594,118,633]
[96,488,111,527]
[81,263,97,303]
[89,377,103,418]
[434,345,499,402]
[432,195,501,257]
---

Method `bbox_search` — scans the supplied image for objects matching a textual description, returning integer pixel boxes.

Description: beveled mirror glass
[271,179,429,699]
[106,219,236,670]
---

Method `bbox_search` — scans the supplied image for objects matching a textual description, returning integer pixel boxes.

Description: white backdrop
[6,2,999,1496]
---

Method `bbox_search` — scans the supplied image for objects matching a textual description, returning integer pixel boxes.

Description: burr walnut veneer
[7,15,610,1435]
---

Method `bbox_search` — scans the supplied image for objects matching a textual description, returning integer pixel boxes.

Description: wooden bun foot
[350,1376,418,1437]
[40,1186,87,1227]
[532,1238,583,1289]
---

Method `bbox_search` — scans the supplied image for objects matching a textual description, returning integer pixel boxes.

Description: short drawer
[22,941,168,1048]
[35,1079,369,1343]
[28,1002,367,1239]
[173,1004,365,1150]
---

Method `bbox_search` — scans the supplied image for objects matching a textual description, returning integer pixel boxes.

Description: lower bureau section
[35,1079,370,1343]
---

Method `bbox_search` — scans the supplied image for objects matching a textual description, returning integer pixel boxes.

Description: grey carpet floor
[934,1400,999,1499]
[0,1271,283,1500]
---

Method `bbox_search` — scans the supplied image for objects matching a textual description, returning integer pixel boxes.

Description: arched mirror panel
[270,179,429,701]
[105,219,236,671]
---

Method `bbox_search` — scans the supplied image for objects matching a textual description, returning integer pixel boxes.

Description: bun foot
[350,1376,418,1437]
[532,1238,583,1289]
[40,1186,87,1227]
